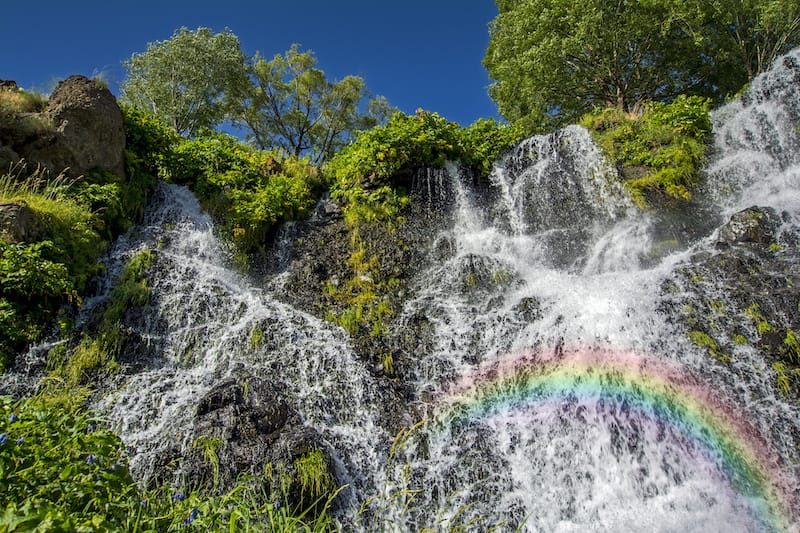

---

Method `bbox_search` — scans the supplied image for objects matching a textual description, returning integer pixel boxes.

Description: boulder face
[19,75,126,180]
[0,202,43,243]
[182,377,336,509]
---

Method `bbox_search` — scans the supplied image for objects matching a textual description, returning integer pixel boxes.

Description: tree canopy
[485,0,800,133]
[238,45,393,164]
[121,28,249,137]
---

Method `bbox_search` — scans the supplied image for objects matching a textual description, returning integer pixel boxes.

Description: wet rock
[664,206,800,394]
[183,377,337,510]
[716,206,781,246]
[0,201,43,243]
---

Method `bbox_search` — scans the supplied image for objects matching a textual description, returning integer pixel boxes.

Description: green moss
[249,325,264,351]
[744,303,774,335]
[49,329,121,387]
[102,249,153,327]
[783,330,800,364]
[772,361,800,397]
[688,330,729,363]
[733,334,748,345]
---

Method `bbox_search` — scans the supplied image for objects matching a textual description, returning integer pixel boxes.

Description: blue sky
[0,1,500,126]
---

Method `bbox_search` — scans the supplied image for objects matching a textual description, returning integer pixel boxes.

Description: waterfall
[386,55,800,531]
[89,184,390,502]
[85,50,800,532]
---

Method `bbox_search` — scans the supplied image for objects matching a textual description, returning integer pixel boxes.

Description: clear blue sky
[0,1,500,126]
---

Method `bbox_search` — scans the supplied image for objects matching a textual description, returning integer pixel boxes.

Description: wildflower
[8,414,16,423]
[0,433,7,445]
[182,507,200,524]
[172,492,185,502]
[140,500,148,508]
[86,454,98,464]
[15,437,23,446]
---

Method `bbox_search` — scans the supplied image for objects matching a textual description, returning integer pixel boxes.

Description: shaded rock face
[663,205,800,393]
[16,75,126,179]
[0,202,43,243]
[716,206,781,246]
[181,377,335,508]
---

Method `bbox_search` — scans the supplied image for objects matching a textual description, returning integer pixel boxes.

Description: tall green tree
[238,45,393,164]
[121,27,249,136]
[484,0,702,133]
[484,0,800,134]
[693,0,800,90]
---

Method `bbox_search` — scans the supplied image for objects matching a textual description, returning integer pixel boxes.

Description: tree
[238,45,393,164]
[484,0,800,134]
[693,0,800,90]
[121,27,249,136]
[484,0,704,133]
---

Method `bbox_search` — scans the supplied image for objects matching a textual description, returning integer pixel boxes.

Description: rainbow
[430,347,796,532]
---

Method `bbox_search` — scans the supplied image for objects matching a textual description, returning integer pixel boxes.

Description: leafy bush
[0,395,341,532]
[581,95,712,208]
[0,173,106,369]
[165,130,321,257]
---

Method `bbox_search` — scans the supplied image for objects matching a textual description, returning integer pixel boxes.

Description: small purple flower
[0,433,7,445]
[172,492,185,502]
[140,500,148,508]
[190,508,199,520]
[15,438,23,446]
[86,454,98,464]
[8,414,16,423]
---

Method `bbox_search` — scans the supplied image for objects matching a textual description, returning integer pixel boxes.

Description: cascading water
[82,50,800,532]
[87,184,390,502]
[385,54,800,531]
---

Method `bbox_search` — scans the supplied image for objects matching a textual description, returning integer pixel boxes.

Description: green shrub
[581,95,712,208]
[164,130,320,257]
[0,395,341,532]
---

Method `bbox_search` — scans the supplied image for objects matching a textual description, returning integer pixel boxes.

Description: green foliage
[165,130,320,257]
[0,241,76,369]
[0,171,111,369]
[293,449,334,502]
[327,111,521,220]
[688,0,800,89]
[459,118,524,176]
[0,396,136,531]
[239,44,393,164]
[581,96,712,207]
[122,105,179,176]
[484,0,799,133]
[122,27,249,136]
[102,249,153,327]
[0,396,341,532]
[327,111,463,191]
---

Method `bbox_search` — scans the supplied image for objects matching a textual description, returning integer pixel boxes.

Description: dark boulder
[0,201,44,243]
[716,206,782,247]
[182,377,337,510]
